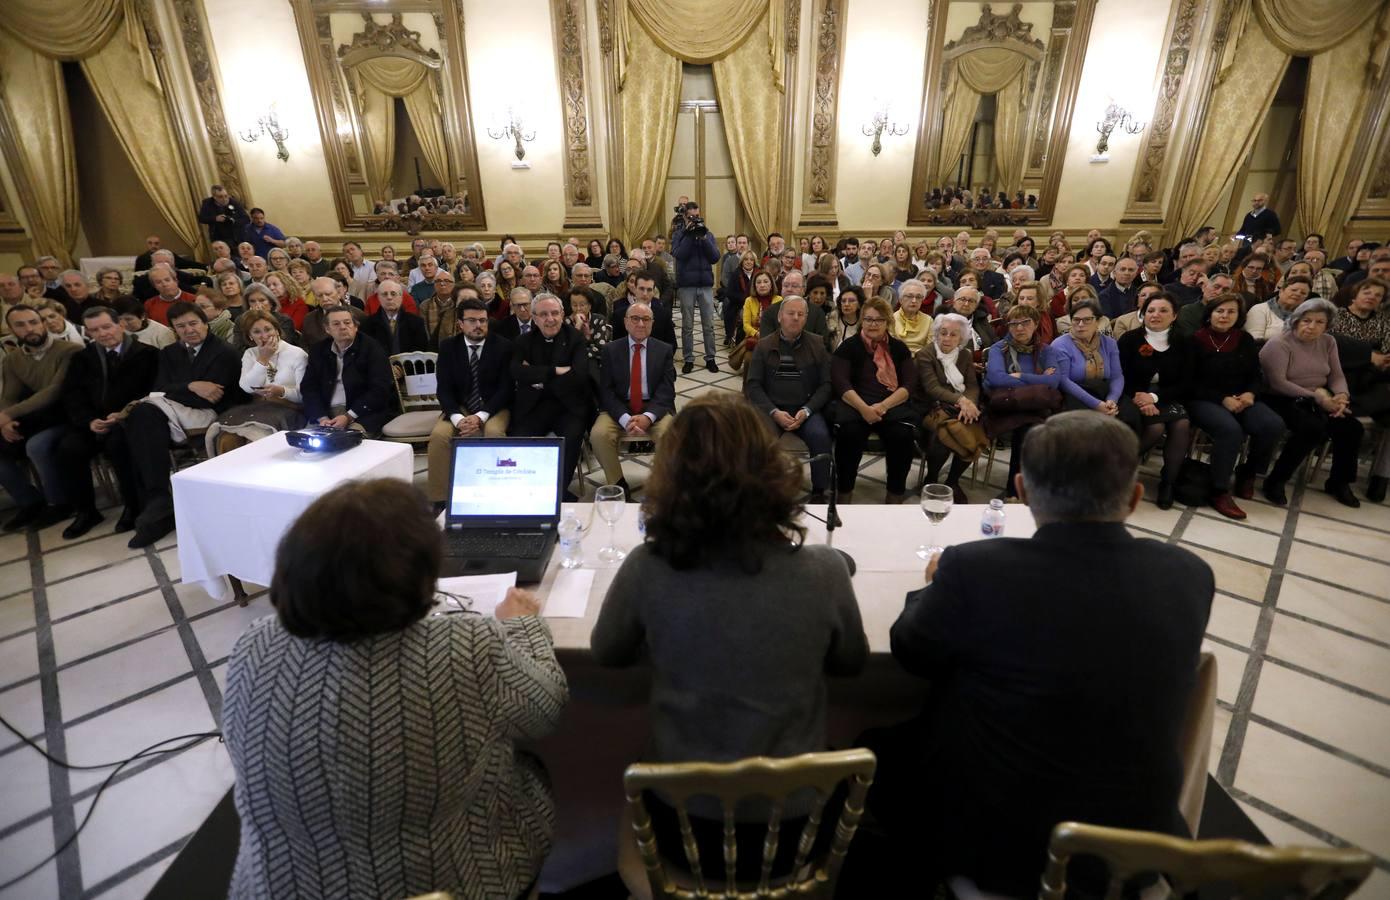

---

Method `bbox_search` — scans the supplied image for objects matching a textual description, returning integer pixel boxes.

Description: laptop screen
[448,440,562,520]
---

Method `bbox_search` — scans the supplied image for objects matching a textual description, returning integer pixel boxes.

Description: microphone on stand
[801,429,856,576]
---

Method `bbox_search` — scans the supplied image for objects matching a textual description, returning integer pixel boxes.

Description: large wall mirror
[908,1,1095,226]
[290,3,487,231]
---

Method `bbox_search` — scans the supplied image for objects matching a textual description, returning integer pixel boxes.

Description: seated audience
[114,296,176,349]
[758,271,826,338]
[1244,276,1312,342]
[866,411,1212,896]
[1012,281,1054,344]
[1117,291,1192,509]
[1174,271,1234,337]
[1109,281,1165,340]
[477,271,508,321]
[944,286,996,357]
[591,392,866,876]
[832,296,919,503]
[1329,277,1390,501]
[825,284,863,352]
[37,299,85,345]
[106,301,243,546]
[0,304,82,530]
[890,279,934,354]
[53,306,159,538]
[611,273,677,347]
[1187,293,1286,519]
[361,279,429,356]
[1098,256,1140,321]
[1233,252,1276,303]
[263,270,310,330]
[1260,298,1364,507]
[589,301,677,492]
[140,263,199,324]
[427,299,513,505]
[495,287,536,341]
[984,303,1061,499]
[235,283,300,349]
[224,478,566,899]
[1052,297,1132,424]
[195,290,235,342]
[740,269,780,351]
[507,294,591,499]
[967,248,1006,299]
[301,306,394,436]
[1054,284,1110,336]
[745,297,834,501]
[300,276,367,347]
[207,310,309,456]
[861,261,897,305]
[216,271,249,320]
[567,287,611,384]
[915,313,987,504]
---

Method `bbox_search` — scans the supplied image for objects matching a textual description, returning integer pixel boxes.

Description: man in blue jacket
[669,200,721,374]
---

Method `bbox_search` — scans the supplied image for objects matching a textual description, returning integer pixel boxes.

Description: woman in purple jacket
[984,304,1061,498]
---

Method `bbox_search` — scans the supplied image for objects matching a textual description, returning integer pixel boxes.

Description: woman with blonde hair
[208,309,310,455]
[264,270,310,330]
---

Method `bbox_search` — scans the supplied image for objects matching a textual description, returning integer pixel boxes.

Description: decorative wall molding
[169,0,250,203]
[785,0,801,52]
[1024,1,1072,175]
[800,0,844,225]
[598,0,613,54]
[551,0,604,228]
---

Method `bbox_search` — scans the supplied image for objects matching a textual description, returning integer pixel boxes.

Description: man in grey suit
[589,301,677,493]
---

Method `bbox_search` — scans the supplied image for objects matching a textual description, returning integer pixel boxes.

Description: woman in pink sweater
[1258,298,1364,507]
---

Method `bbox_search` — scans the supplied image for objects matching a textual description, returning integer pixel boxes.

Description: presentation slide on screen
[450,445,559,516]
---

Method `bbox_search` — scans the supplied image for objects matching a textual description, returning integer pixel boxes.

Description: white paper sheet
[544,568,593,618]
[436,572,517,617]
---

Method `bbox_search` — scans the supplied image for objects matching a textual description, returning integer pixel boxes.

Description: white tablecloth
[172,435,414,596]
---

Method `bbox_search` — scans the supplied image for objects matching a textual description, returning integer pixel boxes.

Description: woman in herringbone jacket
[223,479,568,899]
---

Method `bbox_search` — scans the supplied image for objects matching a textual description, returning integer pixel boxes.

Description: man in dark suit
[610,273,676,347]
[105,301,243,547]
[865,412,1212,896]
[589,301,677,493]
[53,306,159,538]
[1238,192,1281,242]
[360,279,429,356]
[1098,256,1141,321]
[301,276,367,347]
[494,287,536,341]
[966,248,1007,300]
[426,299,514,505]
[301,307,394,436]
[197,185,250,247]
[507,294,591,500]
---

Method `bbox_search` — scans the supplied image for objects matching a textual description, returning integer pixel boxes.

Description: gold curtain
[353,84,396,202]
[0,30,77,265]
[993,76,1027,195]
[1251,0,1383,56]
[81,35,202,250]
[619,23,681,247]
[1298,24,1376,249]
[936,74,980,185]
[1170,23,1289,241]
[0,0,125,59]
[350,58,450,192]
[615,0,783,91]
[712,16,781,247]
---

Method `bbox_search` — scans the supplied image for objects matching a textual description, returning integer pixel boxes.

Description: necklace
[1209,329,1236,352]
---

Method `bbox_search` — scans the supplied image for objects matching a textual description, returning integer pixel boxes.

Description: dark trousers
[722,294,744,342]
[105,402,177,524]
[55,426,138,513]
[834,407,917,495]
[1264,394,1364,487]
[508,401,590,495]
[1002,424,1039,497]
[763,410,832,492]
[1188,399,1286,491]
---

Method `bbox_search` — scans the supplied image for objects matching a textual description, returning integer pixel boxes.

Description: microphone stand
[799,421,854,575]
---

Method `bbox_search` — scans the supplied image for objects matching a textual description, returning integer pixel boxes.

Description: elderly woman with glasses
[1259,297,1364,507]
[1051,297,1130,420]
[831,296,920,503]
[984,304,1061,499]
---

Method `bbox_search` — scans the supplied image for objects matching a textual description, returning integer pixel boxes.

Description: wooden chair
[1039,821,1373,900]
[382,351,441,448]
[617,749,876,900]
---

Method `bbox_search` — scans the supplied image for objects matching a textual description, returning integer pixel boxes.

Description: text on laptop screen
[450,443,561,517]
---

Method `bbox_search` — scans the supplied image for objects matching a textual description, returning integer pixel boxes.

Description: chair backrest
[1176,651,1217,834]
[390,351,440,412]
[1039,822,1374,900]
[622,749,876,900]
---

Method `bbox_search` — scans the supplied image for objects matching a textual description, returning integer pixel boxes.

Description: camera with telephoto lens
[675,202,708,237]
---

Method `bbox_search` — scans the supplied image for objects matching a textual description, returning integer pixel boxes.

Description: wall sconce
[862,105,908,157]
[1094,102,1144,157]
[487,108,536,162]
[238,107,291,163]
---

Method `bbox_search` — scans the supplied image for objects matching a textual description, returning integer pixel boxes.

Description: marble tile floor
[1,310,1389,898]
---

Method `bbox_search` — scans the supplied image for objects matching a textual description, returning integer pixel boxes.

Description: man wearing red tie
[589,301,677,494]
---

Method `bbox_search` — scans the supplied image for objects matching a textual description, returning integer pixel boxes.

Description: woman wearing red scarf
[830,297,920,503]
[741,270,781,351]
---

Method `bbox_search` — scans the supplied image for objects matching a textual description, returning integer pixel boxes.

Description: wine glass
[594,484,627,563]
[916,483,954,560]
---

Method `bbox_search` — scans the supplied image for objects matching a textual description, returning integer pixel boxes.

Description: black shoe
[3,503,42,532]
[1368,475,1388,504]
[62,509,105,540]
[950,483,969,505]
[127,515,175,549]
[32,504,74,530]
[1326,481,1361,508]
[706,359,719,373]
[808,491,829,505]
[682,361,695,374]
[113,509,138,533]
[1263,478,1288,506]
[1156,480,1175,510]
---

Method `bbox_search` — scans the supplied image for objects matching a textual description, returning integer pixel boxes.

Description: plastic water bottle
[980,498,1006,537]
[558,512,583,568]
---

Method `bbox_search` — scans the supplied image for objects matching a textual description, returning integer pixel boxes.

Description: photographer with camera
[670,197,722,374]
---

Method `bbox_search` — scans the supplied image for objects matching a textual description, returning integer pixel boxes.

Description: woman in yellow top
[890,278,934,354]
[741,270,781,350]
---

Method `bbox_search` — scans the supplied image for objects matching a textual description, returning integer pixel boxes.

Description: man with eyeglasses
[589,301,677,494]
[507,294,591,500]
[1234,252,1275,303]
[426,298,514,506]
[417,270,459,350]
[496,288,535,341]
[1238,192,1281,243]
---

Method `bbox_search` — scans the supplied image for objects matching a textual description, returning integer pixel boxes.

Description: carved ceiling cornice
[338,13,442,68]
[945,3,1046,58]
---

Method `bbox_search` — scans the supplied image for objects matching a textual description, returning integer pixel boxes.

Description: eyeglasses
[860,316,887,324]
[461,316,488,325]
[1071,316,1097,324]
[1008,320,1035,329]
[627,315,653,323]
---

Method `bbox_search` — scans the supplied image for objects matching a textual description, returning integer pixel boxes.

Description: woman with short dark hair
[1117,292,1193,509]
[984,303,1062,499]
[224,479,567,899]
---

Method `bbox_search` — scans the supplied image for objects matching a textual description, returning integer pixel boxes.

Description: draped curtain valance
[0,0,129,59]
[954,47,1029,94]
[935,46,1031,190]
[613,0,784,91]
[346,56,450,196]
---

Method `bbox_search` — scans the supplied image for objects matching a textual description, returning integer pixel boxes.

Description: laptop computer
[439,437,564,582]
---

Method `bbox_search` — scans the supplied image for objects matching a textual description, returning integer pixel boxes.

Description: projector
[286,426,364,454]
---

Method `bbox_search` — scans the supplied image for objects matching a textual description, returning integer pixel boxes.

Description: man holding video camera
[670,197,722,374]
